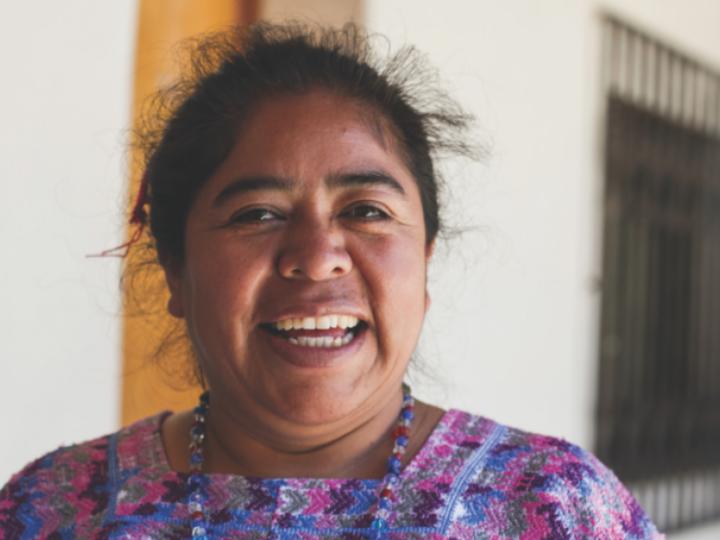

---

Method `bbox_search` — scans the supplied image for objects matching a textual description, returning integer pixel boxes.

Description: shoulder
[440,410,664,539]
[0,413,168,539]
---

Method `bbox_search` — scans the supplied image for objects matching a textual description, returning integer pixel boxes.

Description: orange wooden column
[121,0,257,426]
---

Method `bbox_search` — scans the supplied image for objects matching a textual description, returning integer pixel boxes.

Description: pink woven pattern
[1,410,664,538]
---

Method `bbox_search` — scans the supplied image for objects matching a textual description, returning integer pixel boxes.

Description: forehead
[246,90,395,149]
[206,89,413,189]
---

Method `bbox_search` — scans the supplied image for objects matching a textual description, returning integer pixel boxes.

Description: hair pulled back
[135,21,474,265]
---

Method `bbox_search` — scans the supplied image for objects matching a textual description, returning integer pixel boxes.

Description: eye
[228,207,283,225]
[341,204,390,221]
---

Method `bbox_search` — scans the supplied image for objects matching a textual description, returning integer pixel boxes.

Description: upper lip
[261,301,368,325]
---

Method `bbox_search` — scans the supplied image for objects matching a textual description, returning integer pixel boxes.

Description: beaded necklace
[186,386,415,539]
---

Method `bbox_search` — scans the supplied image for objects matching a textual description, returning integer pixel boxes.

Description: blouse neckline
[144,408,463,484]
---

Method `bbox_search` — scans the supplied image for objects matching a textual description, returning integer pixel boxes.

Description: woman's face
[165,90,432,426]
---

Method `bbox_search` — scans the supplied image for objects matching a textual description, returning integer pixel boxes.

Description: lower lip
[261,327,367,369]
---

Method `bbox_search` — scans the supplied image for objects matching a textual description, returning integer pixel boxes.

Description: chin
[267,383,363,426]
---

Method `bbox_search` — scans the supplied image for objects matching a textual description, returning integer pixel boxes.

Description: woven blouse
[0,409,663,539]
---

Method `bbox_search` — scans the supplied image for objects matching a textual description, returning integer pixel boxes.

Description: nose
[276,221,353,281]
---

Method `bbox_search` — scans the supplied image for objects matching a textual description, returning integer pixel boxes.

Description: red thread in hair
[87,172,149,258]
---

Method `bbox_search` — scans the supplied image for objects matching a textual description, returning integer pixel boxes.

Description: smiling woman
[0,22,663,539]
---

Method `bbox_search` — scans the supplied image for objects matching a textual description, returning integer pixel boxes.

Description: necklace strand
[186,386,414,539]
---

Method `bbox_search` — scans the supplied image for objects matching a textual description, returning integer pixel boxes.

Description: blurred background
[1,0,718,537]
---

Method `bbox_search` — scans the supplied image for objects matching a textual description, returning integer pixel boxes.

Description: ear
[425,239,435,262]
[161,257,185,319]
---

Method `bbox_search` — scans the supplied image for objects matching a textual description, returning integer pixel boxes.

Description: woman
[0,23,662,539]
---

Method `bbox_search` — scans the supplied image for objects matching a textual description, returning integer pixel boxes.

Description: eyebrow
[327,170,406,196]
[212,169,406,207]
[212,176,292,207]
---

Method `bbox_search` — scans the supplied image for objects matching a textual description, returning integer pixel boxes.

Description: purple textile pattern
[1,410,664,539]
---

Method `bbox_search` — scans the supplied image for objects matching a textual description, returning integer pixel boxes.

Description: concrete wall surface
[0,0,136,483]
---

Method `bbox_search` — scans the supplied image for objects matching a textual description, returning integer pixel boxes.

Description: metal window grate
[596,15,720,532]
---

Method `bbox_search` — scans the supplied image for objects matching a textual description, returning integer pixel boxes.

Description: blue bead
[190,453,203,464]
[187,475,203,489]
[371,518,387,529]
[387,456,401,474]
[401,409,414,420]
[396,435,408,446]
[379,498,391,509]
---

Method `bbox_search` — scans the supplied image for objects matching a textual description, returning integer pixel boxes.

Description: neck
[161,388,446,480]
[204,388,405,479]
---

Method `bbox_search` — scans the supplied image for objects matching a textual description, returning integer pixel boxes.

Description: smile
[261,314,366,349]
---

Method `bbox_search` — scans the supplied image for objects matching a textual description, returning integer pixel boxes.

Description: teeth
[277,319,293,331]
[302,317,316,330]
[341,316,359,329]
[316,317,331,330]
[287,332,355,348]
[273,315,359,331]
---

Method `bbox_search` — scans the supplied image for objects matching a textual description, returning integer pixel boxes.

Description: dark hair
[134,21,474,264]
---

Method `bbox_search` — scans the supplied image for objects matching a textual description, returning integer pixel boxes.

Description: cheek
[353,235,428,345]
[182,236,272,346]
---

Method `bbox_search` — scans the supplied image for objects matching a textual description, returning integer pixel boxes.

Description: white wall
[366,1,720,538]
[0,1,136,483]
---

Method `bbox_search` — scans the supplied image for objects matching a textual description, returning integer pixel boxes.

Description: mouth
[260,314,368,349]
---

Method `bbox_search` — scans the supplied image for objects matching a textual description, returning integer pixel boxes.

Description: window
[596,15,720,532]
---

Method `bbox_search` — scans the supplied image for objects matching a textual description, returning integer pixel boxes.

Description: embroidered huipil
[0,410,663,539]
